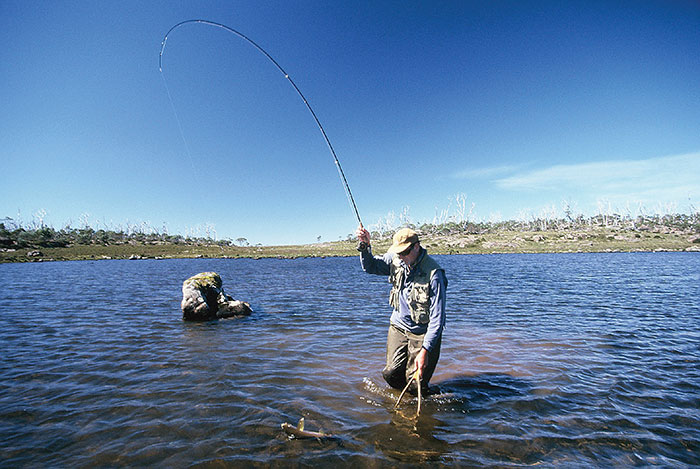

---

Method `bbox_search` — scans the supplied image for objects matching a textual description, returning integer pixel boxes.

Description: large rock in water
[181,272,252,321]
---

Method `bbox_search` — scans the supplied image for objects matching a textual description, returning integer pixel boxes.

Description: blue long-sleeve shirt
[359,247,446,352]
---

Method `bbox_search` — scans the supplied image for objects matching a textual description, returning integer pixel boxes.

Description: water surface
[1,253,698,466]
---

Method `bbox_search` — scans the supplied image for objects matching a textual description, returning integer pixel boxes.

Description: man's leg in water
[382,325,409,389]
[406,333,441,394]
[383,325,442,393]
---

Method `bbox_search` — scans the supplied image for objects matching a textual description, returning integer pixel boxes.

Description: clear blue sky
[2,1,699,245]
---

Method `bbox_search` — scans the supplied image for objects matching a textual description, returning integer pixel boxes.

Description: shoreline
[2,227,698,263]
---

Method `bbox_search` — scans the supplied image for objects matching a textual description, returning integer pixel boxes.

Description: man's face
[398,243,420,266]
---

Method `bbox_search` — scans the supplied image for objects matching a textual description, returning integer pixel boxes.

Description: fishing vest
[389,251,445,324]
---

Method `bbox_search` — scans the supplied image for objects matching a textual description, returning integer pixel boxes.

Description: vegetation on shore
[2,211,699,263]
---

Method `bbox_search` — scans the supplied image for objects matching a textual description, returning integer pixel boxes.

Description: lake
[1,252,698,467]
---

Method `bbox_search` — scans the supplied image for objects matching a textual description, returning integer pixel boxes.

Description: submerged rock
[181,271,252,321]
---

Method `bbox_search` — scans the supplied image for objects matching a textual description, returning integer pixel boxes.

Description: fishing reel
[356,241,369,252]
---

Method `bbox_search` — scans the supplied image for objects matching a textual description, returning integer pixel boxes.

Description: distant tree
[0,223,12,248]
[235,237,249,247]
[450,193,475,230]
[76,227,94,245]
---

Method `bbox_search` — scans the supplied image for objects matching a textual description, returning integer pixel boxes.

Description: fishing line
[160,73,199,177]
[159,19,363,227]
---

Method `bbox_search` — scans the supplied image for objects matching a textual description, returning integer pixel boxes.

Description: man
[356,225,447,394]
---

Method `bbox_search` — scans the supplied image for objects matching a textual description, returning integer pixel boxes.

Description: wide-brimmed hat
[387,228,419,254]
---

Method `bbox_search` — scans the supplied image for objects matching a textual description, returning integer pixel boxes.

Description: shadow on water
[353,373,532,464]
[431,373,531,407]
[355,412,449,464]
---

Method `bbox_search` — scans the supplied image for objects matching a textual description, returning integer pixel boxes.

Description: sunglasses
[398,243,415,256]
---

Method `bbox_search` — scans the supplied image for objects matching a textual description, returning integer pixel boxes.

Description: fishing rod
[159,19,363,228]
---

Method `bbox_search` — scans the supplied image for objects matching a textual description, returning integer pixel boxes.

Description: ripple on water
[1,254,699,467]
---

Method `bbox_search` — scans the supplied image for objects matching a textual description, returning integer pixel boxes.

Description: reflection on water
[1,253,699,467]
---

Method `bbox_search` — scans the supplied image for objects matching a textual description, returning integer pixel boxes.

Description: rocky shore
[2,227,698,263]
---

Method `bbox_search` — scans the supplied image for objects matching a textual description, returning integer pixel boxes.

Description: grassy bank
[2,226,698,263]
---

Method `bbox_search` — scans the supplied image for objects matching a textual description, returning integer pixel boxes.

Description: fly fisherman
[356,226,447,395]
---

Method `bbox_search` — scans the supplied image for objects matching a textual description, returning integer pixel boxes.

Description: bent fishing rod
[159,19,363,228]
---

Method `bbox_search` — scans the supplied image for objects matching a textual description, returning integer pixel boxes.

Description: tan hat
[387,227,419,254]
